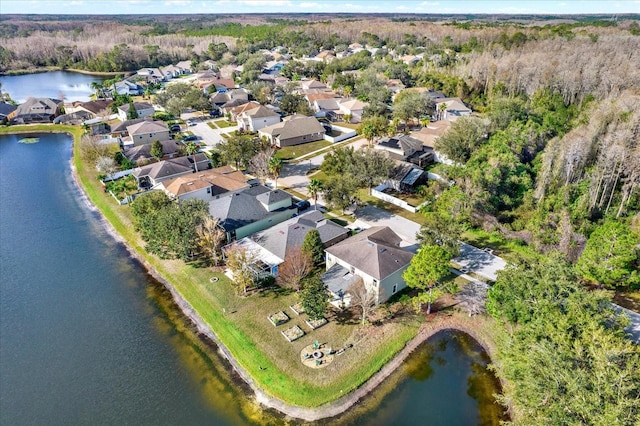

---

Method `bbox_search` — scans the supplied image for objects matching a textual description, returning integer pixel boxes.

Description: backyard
[64,126,428,407]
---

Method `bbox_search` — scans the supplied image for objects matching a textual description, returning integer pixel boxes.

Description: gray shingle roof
[259,115,325,140]
[251,210,349,260]
[322,263,359,296]
[209,185,293,232]
[325,226,414,280]
[132,157,193,180]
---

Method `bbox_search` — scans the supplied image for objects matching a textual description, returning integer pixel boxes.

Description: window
[392,284,398,294]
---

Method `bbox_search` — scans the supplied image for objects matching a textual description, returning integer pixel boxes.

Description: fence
[323,125,357,143]
[371,184,428,213]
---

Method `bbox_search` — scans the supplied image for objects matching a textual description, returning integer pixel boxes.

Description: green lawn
[277,140,332,161]
[14,121,423,407]
[461,228,540,264]
[214,119,236,128]
[207,122,218,129]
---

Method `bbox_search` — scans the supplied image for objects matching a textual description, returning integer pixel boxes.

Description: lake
[0,70,107,103]
[0,132,505,425]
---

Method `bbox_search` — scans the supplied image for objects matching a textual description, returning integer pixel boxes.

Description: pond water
[0,131,505,425]
[0,70,106,103]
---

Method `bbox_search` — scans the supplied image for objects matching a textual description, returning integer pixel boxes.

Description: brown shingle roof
[162,166,249,197]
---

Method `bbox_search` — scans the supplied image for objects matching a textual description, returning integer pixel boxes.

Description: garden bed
[305,317,328,330]
[268,311,290,326]
[281,325,305,342]
[290,302,305,315]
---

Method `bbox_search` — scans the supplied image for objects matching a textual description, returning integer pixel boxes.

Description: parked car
[295,200,311,211]
[186,119,197,126]
[183,135,198,142]
[209,110,221,117]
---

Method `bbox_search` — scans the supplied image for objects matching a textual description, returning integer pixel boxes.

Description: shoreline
[0,67,134,77]
[6,127,502,421]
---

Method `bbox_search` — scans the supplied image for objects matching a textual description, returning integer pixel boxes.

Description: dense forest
[2,13,639,423]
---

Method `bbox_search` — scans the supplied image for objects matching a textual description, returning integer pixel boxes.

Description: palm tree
[343,113,352,124]
[307,178,323,211]
[268,156,283,189]
[438,102,447,121]
[185,141,200,172]
[343,86,353,98]
[90,81,103,100]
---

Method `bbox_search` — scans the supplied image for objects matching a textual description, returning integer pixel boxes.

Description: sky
[1,0,639,15]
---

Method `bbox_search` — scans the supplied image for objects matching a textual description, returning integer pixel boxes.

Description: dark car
[183,135,198,142]
[296,200,311,211]
[209,110,221,117]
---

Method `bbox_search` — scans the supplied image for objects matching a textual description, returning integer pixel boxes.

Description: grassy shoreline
[0,67,133,77]
[0,124,502,420]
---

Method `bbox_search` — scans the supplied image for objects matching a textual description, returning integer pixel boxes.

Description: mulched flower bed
[290,302,305,315]
[305,317,328,330]
[282,325,305,342]
[268,311,290,326]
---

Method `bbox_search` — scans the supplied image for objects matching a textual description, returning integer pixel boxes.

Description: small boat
[18,137,40,144]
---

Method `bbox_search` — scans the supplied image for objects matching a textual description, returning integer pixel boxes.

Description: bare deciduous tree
[224,246,257,296]
[276,248,313,292]
[196,216,226,266]
[249,145,276,184]
[456,281,488,317]
[347,278,378,325]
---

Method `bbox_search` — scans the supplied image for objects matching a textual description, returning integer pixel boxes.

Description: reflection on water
[0,71,106,103]
[0,133,505,426]
[331,331,507,426]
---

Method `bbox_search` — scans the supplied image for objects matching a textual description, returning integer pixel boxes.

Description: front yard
[277,140,332,160]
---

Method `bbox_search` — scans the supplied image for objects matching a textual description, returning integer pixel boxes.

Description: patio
[300,341,335,369]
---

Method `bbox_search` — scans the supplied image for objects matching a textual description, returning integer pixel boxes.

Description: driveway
[181,114,238,148]
[452,243,508,282]
[352,205,421,252]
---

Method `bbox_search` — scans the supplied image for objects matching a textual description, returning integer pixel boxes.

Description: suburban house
[0,102,18,124]
[337,98,367,123]
[300,80,327,91]
[10,97,63,124]
[386,162,429,193]
[111,80,143,96]
[225,101,261,120]
[313,97,367,123]
[126,120,170,146]
[208,185,296,241]
[237,105,281,132]
[210,88,249,109]
[175,60,193,73]
[228,210,350,278]
[375,134,434,168]
[66,99,113,118]
[160,64,183,79]
[53,109,93,125]
[159,166,250,201]
[117,102,155,121]
[323,226,414,306]
[258,115,326,148]
[110,117,148,137]
[136,68,166,83]
[410,120,453,164]
[132,155,209,189]
[434,98,472,121]
[124,139,181,163]
[82,117,111,136]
